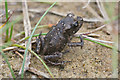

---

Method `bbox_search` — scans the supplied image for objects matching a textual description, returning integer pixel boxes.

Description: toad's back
[42,26,69,55]
[41,14,75,55]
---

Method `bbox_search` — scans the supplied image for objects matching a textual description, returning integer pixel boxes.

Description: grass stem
[5,0,9,41]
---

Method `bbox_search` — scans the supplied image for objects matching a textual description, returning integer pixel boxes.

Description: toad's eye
[72,21,78,27]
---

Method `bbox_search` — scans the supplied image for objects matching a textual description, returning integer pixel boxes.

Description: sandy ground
[0,2,115,78]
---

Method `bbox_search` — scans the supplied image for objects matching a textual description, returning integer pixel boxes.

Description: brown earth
[0,2,115,78]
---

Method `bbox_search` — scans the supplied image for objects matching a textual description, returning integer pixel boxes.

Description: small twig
[16,8,101,23]
[15,51,24,59]
[16,8,44,14]
[48,10,66,17]
[80,24,106,35]
[102,29,110,35]
[86,33,100,38]
[19,0,31,76]
[29,67,49,78]
[83,18,101,23]
[16,8,66,17]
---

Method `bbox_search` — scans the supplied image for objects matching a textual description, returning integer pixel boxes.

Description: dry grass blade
[96,0,110,21]
[2,46,16,51]
[82,35,114,44]
[82,1,104,22]
[96,0,112,34]
[19,0,32,75]
[74,34,114,44]
[82,0,91,9]
[2,40,36,52]
[81,25,106,35]
[81,24,106,35]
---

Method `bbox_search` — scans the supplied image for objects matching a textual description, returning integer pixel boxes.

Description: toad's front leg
[67,35,84,48]
[44,52,70,65]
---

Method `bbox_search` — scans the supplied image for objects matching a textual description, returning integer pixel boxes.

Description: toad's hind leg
[44,52,70,65]
[36,32,44,54]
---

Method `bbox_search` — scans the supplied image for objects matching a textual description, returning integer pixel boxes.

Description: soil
[0,2,115,78]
